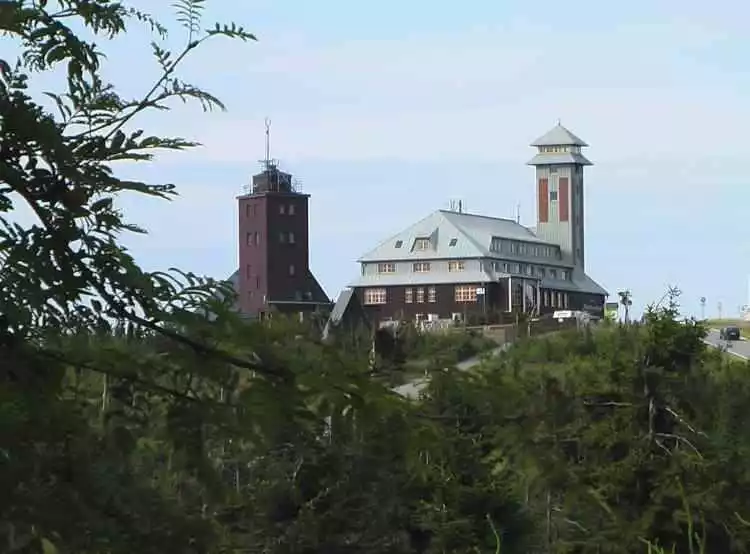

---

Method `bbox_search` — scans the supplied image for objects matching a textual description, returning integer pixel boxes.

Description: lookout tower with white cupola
[527,122,592,273]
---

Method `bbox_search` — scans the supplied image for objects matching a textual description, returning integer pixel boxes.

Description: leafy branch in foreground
[0,0,269,375]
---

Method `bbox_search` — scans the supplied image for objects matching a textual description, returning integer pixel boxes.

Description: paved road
[393,343,511,399]
[703,329,750,360]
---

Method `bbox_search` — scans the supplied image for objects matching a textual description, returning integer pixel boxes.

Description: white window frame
[412,262,431,273]
[448,260,465,272]
[364,288,387,305]
[414,238,431,250]
[454,285,477,303]
[416,288,425,303]
[377,263,396,274]
[428,286,436,303]
[405,288,413,303]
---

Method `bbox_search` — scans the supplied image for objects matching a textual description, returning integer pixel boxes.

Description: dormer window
[413,238,431,250]
[394,240,403,248]
[449,238,458,247]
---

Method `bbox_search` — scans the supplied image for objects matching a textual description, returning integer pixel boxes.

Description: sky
[21,0,750,319]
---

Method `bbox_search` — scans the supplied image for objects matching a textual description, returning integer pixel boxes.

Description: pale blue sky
[58,0,750,318]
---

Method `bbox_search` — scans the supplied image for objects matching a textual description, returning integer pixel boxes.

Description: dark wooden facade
[352,280,605,324]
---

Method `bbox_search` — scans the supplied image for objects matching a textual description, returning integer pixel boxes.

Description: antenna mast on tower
[264,117,272,168]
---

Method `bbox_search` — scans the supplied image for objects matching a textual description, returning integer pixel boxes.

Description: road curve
[393,343,511,399]
[703,329,750,360]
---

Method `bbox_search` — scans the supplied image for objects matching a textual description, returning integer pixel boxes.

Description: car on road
[720,326,741,341]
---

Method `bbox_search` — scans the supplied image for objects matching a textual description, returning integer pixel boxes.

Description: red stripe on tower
[538,178,549,223]
[559,177,569,222]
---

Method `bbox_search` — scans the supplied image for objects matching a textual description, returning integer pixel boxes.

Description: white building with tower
[326,123,609,330]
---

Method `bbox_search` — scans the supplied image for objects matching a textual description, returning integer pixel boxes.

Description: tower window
[288,204,295,215]
[449,238,458,247]
[279,204,286,214]
[394,240,403,248]
[279,231,286,243]
[550,190,558,201]
[289,264,295,276]
[288,231,295,244]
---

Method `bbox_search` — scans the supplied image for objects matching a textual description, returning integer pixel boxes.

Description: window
[511,263,520,273]
[490,237,502,252]
[543,290,550,306]
[428,286,436,303]
[449,238,458,247]
[448,260,465,272]
[289,264,295,276]
[510,242,519,254]
[288,204,295,215]
[364,288,387,305]
[550,290,557,308]
[512,283,523,307]
[536,266,546,278]
[550,190,558,201]
[416,288,425,303]
[405,288,413,303]
[377,263,396,274]
[561,270,569,281]
[549,166,558,173]
[454,285,477,303]
[523,264,533,276]
[395,240,403,248]
[254,232,260,245]
[288,231,296,244]
[502,262,511,273]
[279,204,286,214]
[413,238,431,250]
[246,232,253,246]
[563,293,569,308]
[557,292,563,307]
[412,262,431,273]
[549,269,558,280]
[279,231,287,243]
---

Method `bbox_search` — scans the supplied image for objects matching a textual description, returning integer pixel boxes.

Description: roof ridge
[438,209,520,225]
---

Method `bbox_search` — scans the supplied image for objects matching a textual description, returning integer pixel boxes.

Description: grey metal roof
[530,123,588,147]
[526,152,593,166]
[329,287,355,324]
[357,209,556,263]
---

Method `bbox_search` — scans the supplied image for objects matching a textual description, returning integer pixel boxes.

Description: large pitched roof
[357,209,555,263]
[530,123,588,147]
